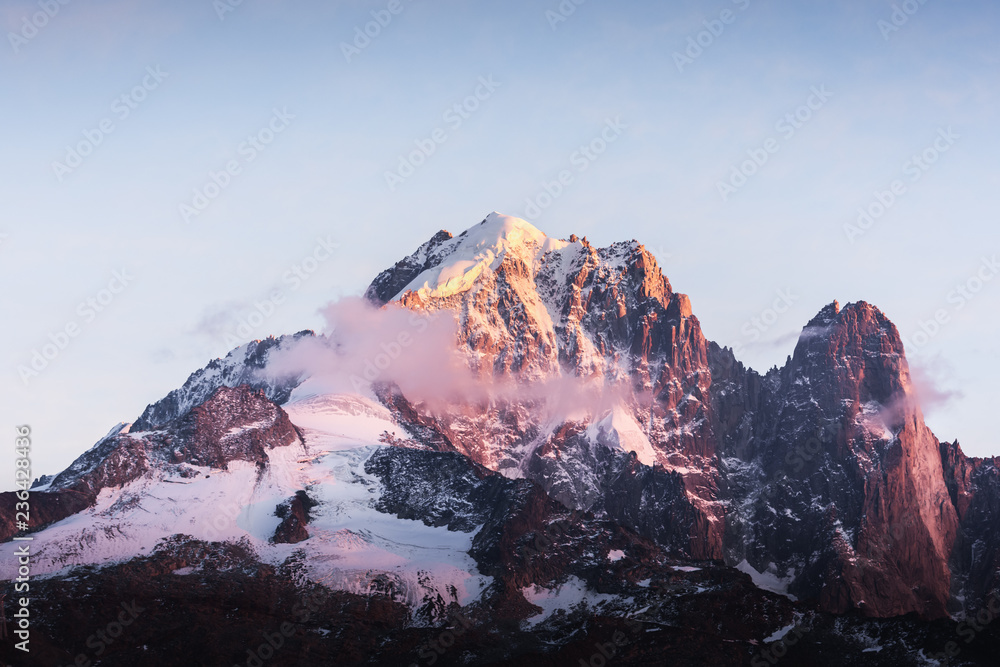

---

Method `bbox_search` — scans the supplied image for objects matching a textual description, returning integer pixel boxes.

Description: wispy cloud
[908,355,964,415]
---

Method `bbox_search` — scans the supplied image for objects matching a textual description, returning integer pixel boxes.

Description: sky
[2,0,998,490]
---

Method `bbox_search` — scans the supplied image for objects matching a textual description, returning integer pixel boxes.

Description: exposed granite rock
[272,490,318,544]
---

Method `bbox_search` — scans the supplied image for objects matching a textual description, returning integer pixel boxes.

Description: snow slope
[2,391,491,622]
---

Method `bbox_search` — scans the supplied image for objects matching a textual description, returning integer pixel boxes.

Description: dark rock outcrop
[364,229,456,305]
[272,490,318,544]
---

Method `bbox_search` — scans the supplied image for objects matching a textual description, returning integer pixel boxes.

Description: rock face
[941,442,1000,609]
[720,301,960,618]
[165,384,304,470]
[364,213,996,619]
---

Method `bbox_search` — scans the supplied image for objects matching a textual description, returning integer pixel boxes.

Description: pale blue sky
[2,0,998,489]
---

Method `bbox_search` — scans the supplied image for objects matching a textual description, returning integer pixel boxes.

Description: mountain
[2,212,998,666]
[364,212,995,619]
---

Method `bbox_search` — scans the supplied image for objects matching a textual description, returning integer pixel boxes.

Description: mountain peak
[366,211,567,306]
[479,210,534,229]
[789,297,910,413]
[807,300,841,327]
[468,211,550,250]
[384,212,570,302]
[801,301,899,349]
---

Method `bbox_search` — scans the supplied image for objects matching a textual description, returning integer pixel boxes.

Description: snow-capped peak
[392,212,570,301]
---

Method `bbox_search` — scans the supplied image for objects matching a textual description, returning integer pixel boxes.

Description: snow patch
[587,404,658,466]
[283,391,405,451]
[764,622,797,643]
[735,560,798,600]
[393,213,568,301]
[521,576,618,626]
